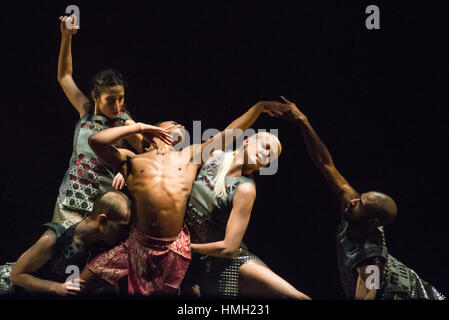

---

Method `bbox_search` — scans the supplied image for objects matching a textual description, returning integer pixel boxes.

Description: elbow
[87,133,100,150]
[57,73,65,83]
[57,73,72,84]
[57,74,65,83]
[221,246,239,259]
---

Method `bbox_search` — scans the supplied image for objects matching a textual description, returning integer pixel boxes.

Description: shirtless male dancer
[80,101,288,295]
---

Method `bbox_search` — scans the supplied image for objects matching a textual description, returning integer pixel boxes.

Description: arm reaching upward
[188,101,289,167]
[57,15,90,117]
[281,96,359,207]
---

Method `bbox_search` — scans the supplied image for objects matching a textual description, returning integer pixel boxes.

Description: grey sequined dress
[184,152,265,299]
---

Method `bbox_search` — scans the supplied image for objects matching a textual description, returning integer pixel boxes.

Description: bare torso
[124,150,198,238]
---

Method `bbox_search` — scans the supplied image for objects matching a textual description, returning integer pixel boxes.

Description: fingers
[119,176,126,190]
[163,123,178,131]
[280,95,293,104]
[66,287,81,295]
[72,14,80,30]
[142,125,174,146]
[59,15,79,32]
[156,129,174,145]
[266,110,275,117]
[112,175,119,189]
[113,173,126,190]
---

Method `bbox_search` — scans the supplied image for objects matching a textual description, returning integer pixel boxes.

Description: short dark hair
[89,190,131,221]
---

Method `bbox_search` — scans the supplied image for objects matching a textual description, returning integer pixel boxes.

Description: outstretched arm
[57,15,90,118]
[188,101,288,167]
[9,229,85,296]
[281,97,359,207]
[88,123,172,172]
[191,183,256,258]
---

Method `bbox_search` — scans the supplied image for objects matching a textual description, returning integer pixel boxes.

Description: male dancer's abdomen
[134,196,187,238]
[126,154,194,238]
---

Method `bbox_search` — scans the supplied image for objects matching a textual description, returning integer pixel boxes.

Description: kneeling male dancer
[282,97,445,300]
[5,191,131,296]
[81,101,288,295]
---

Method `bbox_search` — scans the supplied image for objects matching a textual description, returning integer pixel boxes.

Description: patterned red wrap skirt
[88,226,191,295]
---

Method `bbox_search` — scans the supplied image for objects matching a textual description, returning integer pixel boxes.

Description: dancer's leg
[238,262,311,300]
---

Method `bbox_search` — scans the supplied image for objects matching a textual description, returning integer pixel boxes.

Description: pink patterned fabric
[87,226,191,296]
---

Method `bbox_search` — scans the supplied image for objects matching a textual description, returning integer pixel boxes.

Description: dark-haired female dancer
[52,15,148,227]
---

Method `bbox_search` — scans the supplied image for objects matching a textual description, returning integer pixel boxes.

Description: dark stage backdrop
[0,1,448,299]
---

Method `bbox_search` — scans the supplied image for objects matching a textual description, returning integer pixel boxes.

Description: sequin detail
[0,263,14,295]
[185,152,262,298]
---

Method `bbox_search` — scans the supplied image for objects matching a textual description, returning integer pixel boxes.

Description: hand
[280,96,307,122]
[52,278,86,296]
[59,15,79,37]
[138,123,174,146]
[112,172,126,190]
[258,101,290,117]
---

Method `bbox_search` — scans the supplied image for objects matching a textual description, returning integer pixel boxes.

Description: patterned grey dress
[336,218,445,300]
[53,111,130,228]
[184,152,266,299]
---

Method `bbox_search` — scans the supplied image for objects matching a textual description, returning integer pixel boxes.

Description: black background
[1,1,448,300]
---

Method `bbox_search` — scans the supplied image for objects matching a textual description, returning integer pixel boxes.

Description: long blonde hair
[212,132,282,198]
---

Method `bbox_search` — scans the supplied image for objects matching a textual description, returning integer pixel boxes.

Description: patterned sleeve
[42,222,65,239]
[350,227,389,270]
[117,112,131,122]
[336,219,388,272]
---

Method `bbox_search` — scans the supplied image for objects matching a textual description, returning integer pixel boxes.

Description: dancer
[54,15,143,227]
[80,101,289,295]
[183,133,311,299]
[282,97,445,300]
[2,191,132,296]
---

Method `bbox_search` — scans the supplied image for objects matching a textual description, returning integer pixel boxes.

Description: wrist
[135,123,144,134]
[254,102,264,112]
[295,114,308,125]
[61,34,72,41]
[48,282,59,294]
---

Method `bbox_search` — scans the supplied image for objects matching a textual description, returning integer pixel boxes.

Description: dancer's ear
[98,213,108,231]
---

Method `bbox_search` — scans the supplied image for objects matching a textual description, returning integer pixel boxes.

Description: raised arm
[190,183,256,258]
[57,15,90,117]
[88,123,172,172]
[189,101,288,167]
[281,97,359,206]
[9,230,85,296]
